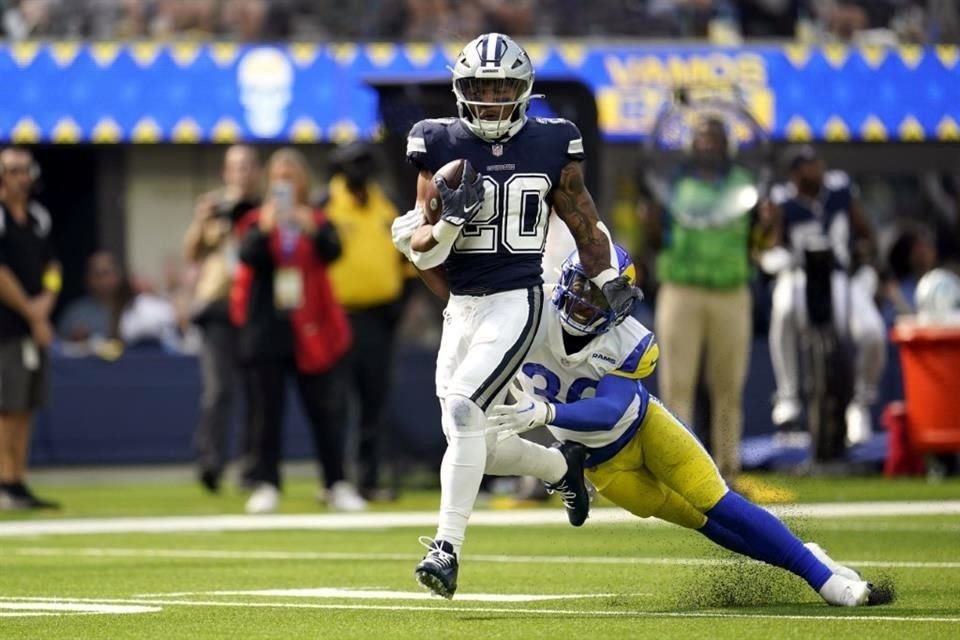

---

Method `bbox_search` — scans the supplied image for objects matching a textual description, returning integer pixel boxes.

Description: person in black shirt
[0,147,59,510]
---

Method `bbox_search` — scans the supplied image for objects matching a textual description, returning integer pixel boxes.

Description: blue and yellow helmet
[552,245,637,336]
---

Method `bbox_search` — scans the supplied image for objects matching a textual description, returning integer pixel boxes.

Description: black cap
[783,144,818,171]
[329,141,374,166]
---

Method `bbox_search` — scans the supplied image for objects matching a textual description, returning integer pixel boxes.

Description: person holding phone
[230,148,365,514]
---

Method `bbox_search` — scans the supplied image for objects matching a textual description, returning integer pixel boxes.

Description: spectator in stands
[647,0,741,40]
[881,223,939,324]
[231,147,364,514]
[739,0,799,38]
[117,273,181,351]
[59,250,182,355]
[2,0,57,40]
[219,0,290,40]
[323,142,408,502]
[58,250,124,346]
[0,147,59,510]
[184,144,262,494]
[645,117,775,486]
[150,0,216,39]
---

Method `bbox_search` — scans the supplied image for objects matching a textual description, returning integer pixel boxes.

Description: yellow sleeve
[609,333,659,379]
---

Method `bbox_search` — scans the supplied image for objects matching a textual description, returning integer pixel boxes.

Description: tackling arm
[391,205,451,301]
[486,373,639,435]
[551,373,639,432]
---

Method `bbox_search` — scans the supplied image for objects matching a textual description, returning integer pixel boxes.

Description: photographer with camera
[184,144,262,493]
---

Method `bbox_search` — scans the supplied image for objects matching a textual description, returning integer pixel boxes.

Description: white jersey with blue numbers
[406,117,585,295]
[516,287,659,454]
[772,170,857,270]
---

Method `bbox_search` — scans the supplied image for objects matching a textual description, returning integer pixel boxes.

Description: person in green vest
[647,116,776,486]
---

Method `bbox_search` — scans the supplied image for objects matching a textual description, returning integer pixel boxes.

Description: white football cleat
[818,574,872,607]
[772,397,802,427]
[327,481,368,512]
[245,483,280,514]
[805,542,861,581]
[845,401,873,446]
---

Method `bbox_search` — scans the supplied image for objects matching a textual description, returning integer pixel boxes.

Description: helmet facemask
[555,268,615,336]
[454,76,532,141]
[552,245,639,337]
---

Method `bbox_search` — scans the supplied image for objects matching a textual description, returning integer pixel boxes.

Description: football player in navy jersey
[767,146,885,445]
[400,32,641,599]
[393,220,876,607]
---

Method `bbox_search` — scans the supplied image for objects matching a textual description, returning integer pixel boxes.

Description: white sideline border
[0,596,958,624]
[11,546,960,570]
[2,501,959,537]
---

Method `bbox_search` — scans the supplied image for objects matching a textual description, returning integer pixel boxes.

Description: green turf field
[1,473,959,639]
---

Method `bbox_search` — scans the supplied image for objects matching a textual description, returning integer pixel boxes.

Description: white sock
[485,432,567,484]
[435,396,487,553]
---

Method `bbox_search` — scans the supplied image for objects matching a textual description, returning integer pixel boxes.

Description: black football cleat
[415,537,459,599]
[12,483,60,510]
[545,441,590,527]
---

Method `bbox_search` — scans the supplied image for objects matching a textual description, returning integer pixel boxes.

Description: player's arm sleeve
[610,333,659,379]
[563,120,586,162]
[551,374,639,432]
[405,120,438,173]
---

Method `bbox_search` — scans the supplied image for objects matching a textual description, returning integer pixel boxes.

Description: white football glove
[487,388,555,435]
[391,208,424,260]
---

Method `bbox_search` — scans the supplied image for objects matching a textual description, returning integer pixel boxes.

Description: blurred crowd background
[1,0,959,44]
[1,0,958,513]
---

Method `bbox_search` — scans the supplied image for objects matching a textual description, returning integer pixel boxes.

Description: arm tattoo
[551,161,610,277]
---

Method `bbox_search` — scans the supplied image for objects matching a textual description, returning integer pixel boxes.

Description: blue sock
[699,519,756,559]
[704,491,833,591]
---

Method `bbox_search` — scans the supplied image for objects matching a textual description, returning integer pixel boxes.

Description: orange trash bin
[890,321,960,452]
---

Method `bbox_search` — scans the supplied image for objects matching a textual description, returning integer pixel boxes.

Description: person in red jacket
[231,147,366,514]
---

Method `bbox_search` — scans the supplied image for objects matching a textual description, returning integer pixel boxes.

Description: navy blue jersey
[771,170,857,269]
[406,117,584,295]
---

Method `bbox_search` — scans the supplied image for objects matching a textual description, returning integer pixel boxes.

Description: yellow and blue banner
[0,41,957,144]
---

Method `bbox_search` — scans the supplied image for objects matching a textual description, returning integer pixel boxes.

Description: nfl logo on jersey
[491,144,503,157]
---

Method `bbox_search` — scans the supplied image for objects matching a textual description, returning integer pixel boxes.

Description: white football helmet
[451,33,538,141]
[915,268,960,316]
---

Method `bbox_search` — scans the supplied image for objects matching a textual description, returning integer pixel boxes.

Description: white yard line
[0,601,160,615]
[1,501,959,537]
[810,522,960,533]
[0,596,957,624]
[130,588,637,602]
[11,547,960,570]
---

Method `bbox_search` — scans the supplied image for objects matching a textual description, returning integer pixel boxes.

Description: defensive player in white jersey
[488,246,876,607]
[767,146,885,444]
[393,214,877,606]
[400,33,639,598]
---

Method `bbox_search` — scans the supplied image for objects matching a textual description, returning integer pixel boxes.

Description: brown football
[423,158,470,224]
